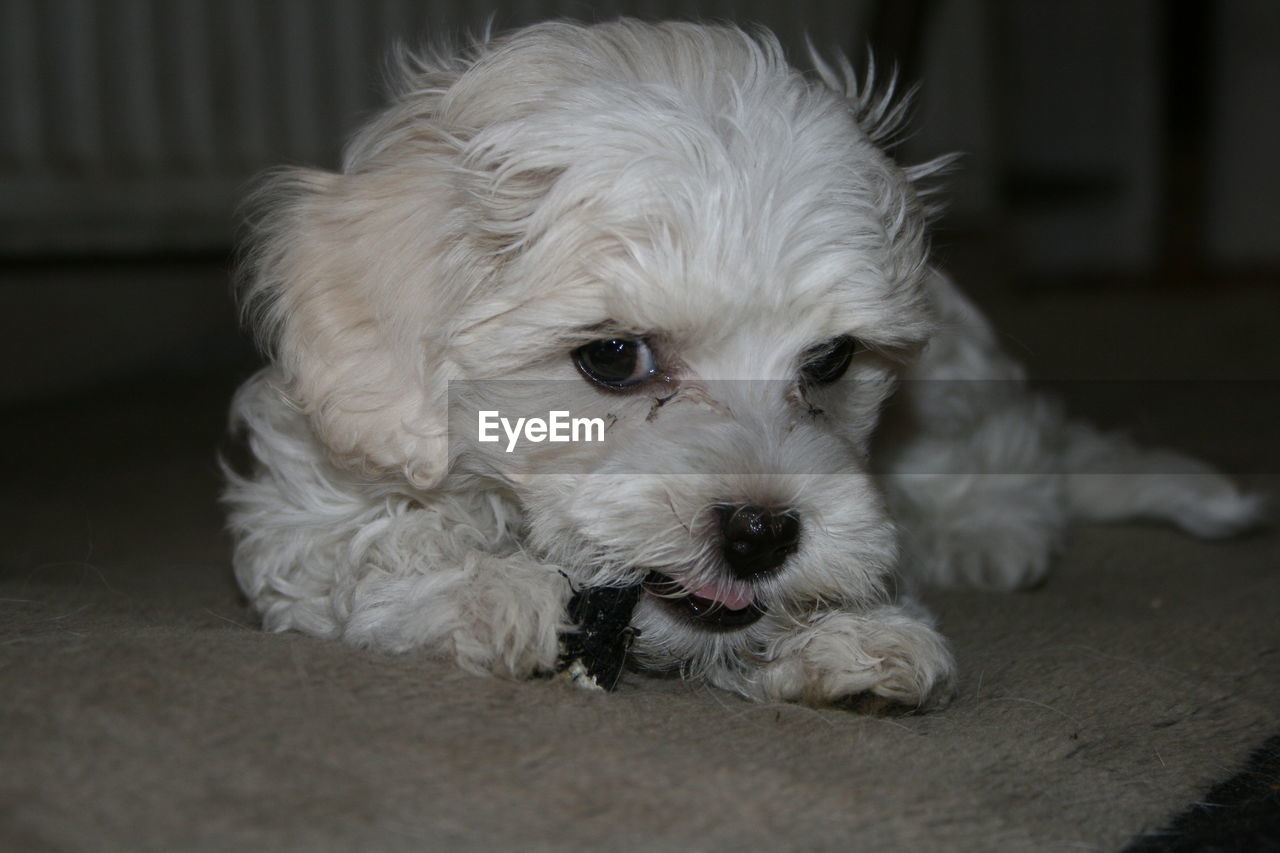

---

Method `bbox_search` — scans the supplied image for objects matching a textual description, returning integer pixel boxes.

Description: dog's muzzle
[642,503,800,631]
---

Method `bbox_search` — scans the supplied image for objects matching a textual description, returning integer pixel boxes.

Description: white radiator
[0,0,870,253]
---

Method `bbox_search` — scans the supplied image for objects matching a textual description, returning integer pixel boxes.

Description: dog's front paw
[343,552,572,679]
[756,607,956,712]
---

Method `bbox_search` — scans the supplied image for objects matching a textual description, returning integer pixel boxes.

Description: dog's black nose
[715,504,801,580]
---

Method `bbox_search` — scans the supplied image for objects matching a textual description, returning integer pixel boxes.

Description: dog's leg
[236,492,580,679]
[883,271,1262,590]
[340,545,573,679]
[889,473,1067,591]
[1060,421,1264,538]
[878,271,1074,590]
[886,410,1264,591]
[749,605,956,711]
[227,374,574,679]
[880,390,1073,591]
[884,402,1264,590]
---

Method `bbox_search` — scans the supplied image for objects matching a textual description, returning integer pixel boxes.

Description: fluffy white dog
[224,19,1259,710]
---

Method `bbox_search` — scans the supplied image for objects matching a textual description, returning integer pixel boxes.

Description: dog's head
[241,20,946,674]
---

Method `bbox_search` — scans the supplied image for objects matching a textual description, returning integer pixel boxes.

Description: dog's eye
[573,338,658,389]
[800,335,860,385]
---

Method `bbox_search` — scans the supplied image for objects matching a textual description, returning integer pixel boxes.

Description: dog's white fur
[224,20,1260,710]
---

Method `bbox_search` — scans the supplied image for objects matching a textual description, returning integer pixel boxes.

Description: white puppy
[224,20,1260,710]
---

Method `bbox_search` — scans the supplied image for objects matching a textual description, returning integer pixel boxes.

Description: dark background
[2,0,1278,407]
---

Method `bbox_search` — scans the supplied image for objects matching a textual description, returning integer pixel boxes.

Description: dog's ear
[238,165,458,489]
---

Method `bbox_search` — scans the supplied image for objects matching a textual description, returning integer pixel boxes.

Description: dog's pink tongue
[690,582,754,611]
